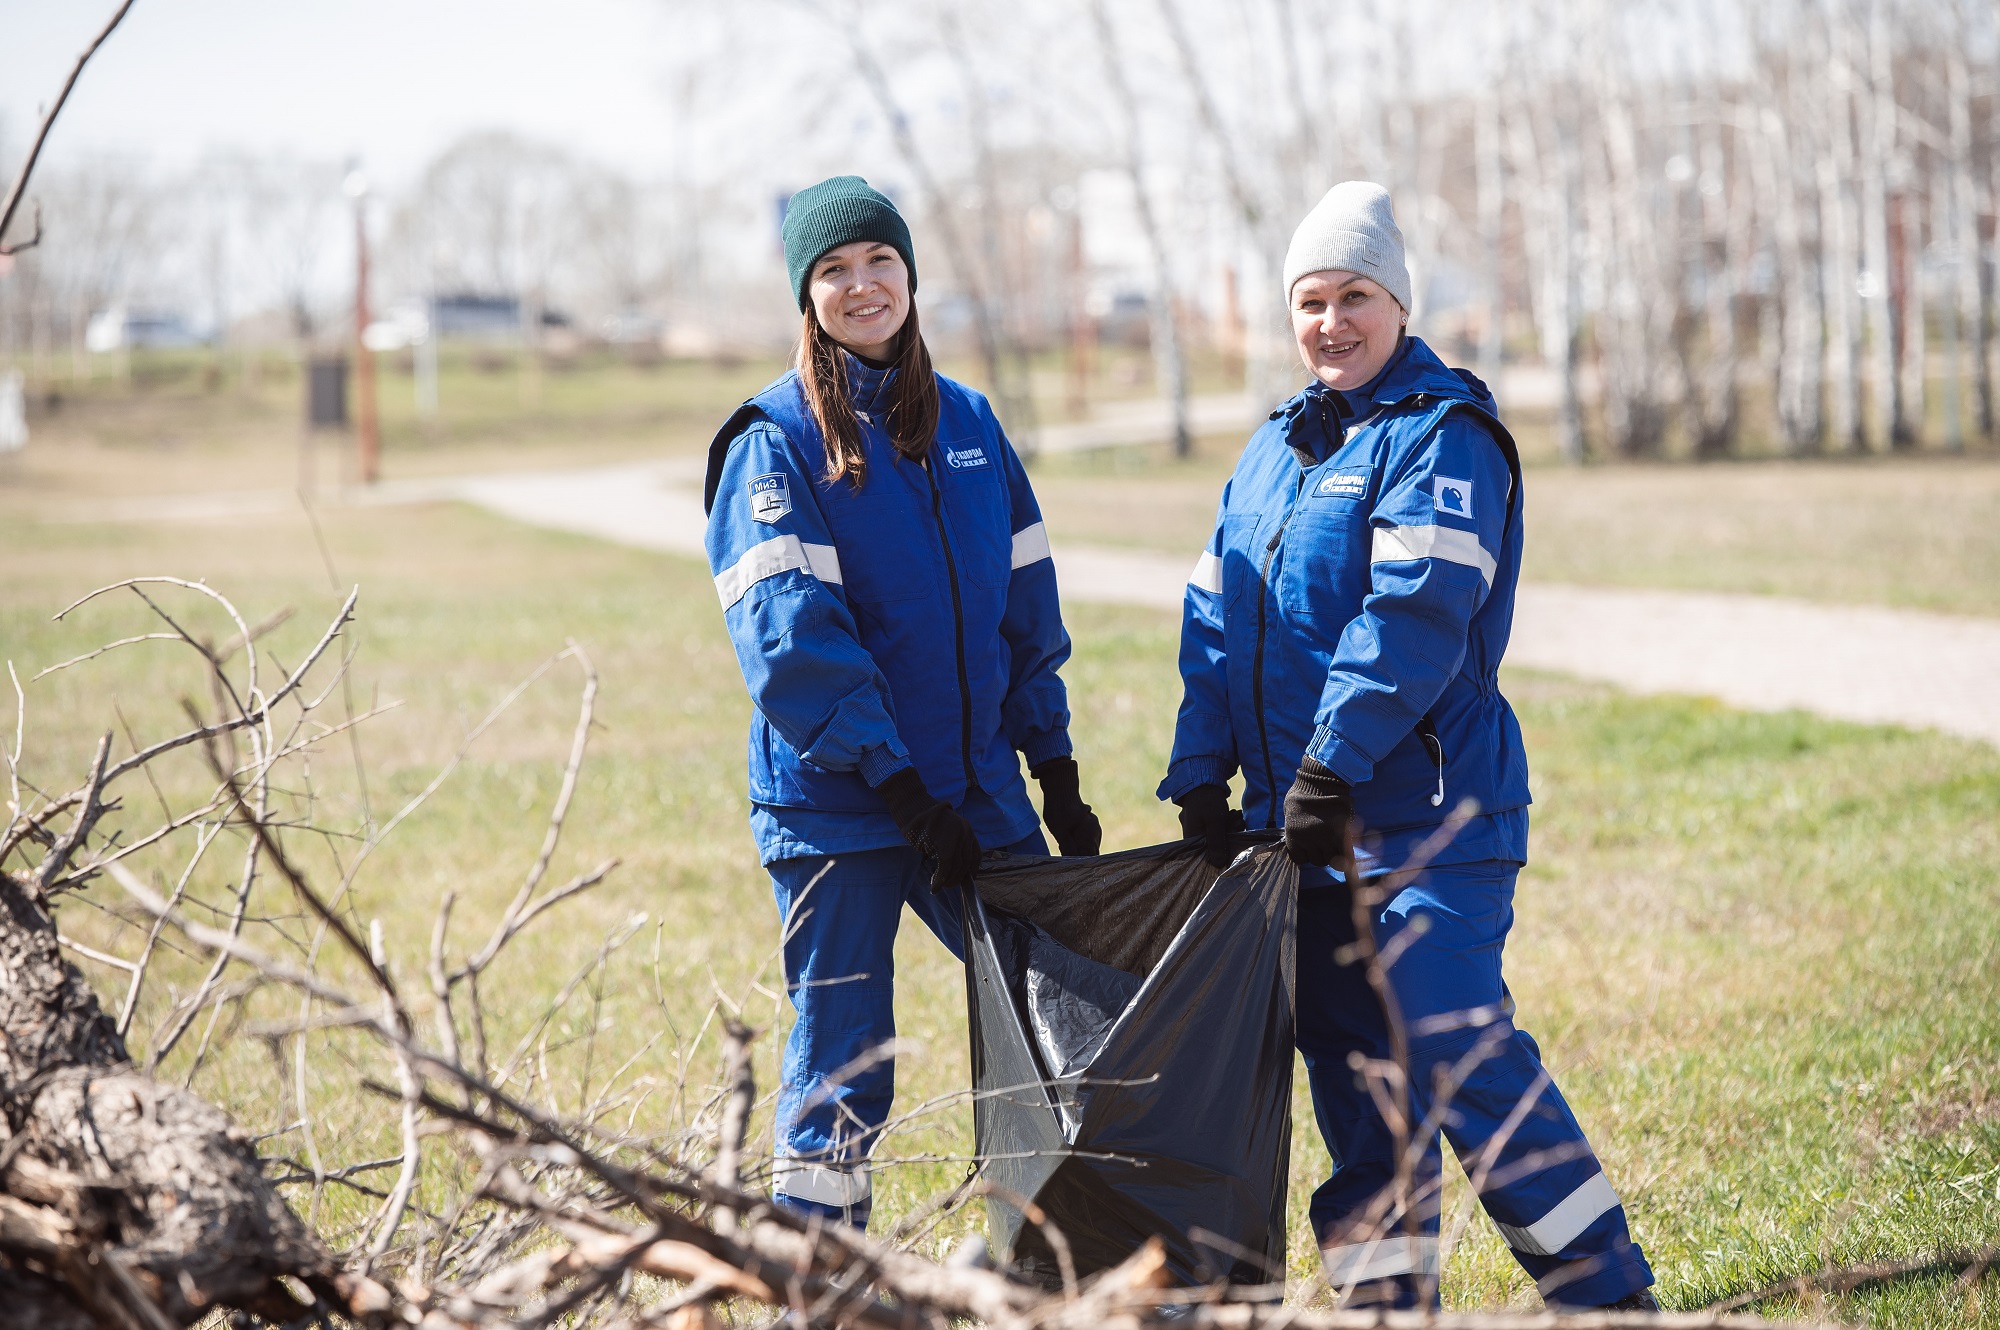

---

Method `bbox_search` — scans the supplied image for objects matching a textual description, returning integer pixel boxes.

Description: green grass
[16,346,2000,614]
[3,495,1995,1322]
[1028,445,2000,618]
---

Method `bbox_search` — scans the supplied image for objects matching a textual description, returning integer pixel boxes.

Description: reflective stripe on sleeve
[1494,1171,1621,1258]
[1370,523,1498,584]
[1319,1235,1438,1284]
[1010,521,1052,569]
[773,1156,872,1206]
[801,541,842,583]
[1188,550,1223,595]
[715,535,843,608]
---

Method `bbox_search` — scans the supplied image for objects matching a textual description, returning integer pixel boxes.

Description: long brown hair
[797,304,940,489]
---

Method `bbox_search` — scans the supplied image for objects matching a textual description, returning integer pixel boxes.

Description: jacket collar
[1276,336,1494,464]
[845,352,896,418]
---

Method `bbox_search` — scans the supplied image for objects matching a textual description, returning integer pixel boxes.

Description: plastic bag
[964,836,1297,1289]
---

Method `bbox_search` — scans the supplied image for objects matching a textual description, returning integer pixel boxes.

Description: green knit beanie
[782,176,917,312]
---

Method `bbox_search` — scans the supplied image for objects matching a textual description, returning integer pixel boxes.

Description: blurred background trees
[0,0,1994,461]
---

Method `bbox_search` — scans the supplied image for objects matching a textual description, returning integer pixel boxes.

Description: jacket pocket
[821,482,931,603]
[753,712,880,810]
[940,454,1012,590]
[1276,501,1370,620]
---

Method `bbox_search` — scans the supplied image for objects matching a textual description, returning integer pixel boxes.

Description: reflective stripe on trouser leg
[774,1156,872,1213]
[1319,1235,1439,1285]
[1295,863,1654,1310]
[1494,1171,1621,1257]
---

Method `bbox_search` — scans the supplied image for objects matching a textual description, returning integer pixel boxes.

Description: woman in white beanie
[1157,182,1659,1310]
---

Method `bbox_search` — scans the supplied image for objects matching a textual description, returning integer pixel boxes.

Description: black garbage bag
[963,836,1297,1289]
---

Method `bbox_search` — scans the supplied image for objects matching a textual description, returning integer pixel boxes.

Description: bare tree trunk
[1946,28,1988,445]
[839,12,1020,433]
[1154,0,1291,411]
[1936,157,1966,452]
[1553,111,1586,468]
[1268,0,1326,203]
[1893,184,1925,449]
[1944,10,1992,444]
[1753,42,1825,455]
[1089,0,1190,457]
[1507,69,1586,465]
[937,6,1039,454]
[0,871,338,1327]
[1985,38,2000,440]
[1858,0,1906,449]
[1475,80,1506,388]
[1824,16,1866,453]
[1593,18,1677,460]
[1691,106,1740,458]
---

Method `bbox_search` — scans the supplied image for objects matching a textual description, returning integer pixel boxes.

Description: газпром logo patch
[749,473,792,523]
[943,445,989,469]
[1315,469,1368,499]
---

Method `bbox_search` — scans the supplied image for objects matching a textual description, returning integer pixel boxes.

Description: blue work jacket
[704,359,1073,865]
[1159,337,1531,868]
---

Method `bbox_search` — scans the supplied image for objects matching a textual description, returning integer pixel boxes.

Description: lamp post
[345,167,380,484]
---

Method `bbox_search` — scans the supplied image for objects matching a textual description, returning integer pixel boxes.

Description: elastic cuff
[858,743,914,787]
[1306,725,1373,786]
[1156,755,1233,803]
[1018,726,1073,769]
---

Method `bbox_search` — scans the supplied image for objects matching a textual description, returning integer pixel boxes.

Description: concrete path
[63,457,2000,748]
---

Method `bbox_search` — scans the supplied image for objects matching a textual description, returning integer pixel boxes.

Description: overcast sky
[0,0,688,186]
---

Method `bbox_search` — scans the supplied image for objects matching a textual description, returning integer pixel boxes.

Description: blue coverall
[704,357,1072,1226]
[1160,337,1653,1307]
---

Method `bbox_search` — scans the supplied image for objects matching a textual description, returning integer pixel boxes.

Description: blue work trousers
[768,830,1048,1228]
[1296,861,1654,1308]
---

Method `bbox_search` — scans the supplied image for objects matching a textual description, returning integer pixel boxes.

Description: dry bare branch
[0,0,140,255]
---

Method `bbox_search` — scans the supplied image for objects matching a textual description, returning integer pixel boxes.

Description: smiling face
[1290,270,1405,391]
[808,241,912,360]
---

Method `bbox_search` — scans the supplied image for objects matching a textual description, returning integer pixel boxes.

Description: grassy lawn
[13,351,2000,613]
[1030,444,2000,618]
[3,489,1995,1323]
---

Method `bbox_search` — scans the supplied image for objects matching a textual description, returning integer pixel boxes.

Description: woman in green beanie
[702,175,1099,1227]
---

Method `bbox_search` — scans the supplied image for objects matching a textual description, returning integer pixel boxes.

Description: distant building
[427,294,573,342]
[84,308,207,352]
[430,294,521,340]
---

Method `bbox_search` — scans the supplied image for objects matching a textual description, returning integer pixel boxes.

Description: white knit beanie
[1282,181,1411,311]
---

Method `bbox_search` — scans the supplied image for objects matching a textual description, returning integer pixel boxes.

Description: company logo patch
[1315,469,1369,499]
[748,473,791,524]
[943,445,989,470]
[1432,475,1474,519]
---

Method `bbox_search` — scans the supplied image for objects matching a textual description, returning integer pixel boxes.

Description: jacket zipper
[923,458,979,793]
[1252,473,1307,829]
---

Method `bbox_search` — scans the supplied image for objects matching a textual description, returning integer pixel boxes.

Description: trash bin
[964,836,1297,1289]
[306,357,348,430]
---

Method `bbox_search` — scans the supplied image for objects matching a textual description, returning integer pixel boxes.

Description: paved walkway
[66,458,2000,748]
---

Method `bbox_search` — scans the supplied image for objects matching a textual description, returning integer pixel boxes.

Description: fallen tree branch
[1706,1245,2000,1314]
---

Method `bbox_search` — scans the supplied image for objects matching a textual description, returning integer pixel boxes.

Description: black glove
[1030,756,1102,857]
[1173,783,1244,869]
[875,767,983,891]
[1283,758,1354,867]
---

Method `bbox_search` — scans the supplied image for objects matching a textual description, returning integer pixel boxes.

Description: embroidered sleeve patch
[1432,476,1474,520]
[749,473,792,523]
